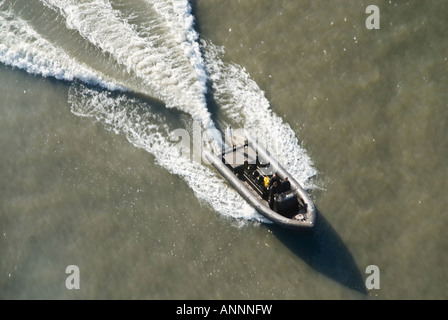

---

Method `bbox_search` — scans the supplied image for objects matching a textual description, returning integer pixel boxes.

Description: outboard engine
[273,191,299,215]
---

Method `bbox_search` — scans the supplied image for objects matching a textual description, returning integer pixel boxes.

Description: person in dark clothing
[280,177,291,193]
[268,173,279,189]
[269,181,279,209]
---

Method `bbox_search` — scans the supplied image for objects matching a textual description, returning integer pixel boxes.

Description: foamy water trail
[202,41,317,189]
[41,0,217,135]
[0,1,316,224]
[0,0,259,224]
[0,4,122,91]
[68,84,266,224]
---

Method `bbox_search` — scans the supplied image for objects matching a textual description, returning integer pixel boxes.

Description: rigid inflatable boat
[205,131,316,231]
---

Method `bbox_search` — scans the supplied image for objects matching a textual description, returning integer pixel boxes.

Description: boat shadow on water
[268,210,368,296]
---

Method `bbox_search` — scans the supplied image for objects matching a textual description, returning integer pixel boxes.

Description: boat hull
[205,135,316,231]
